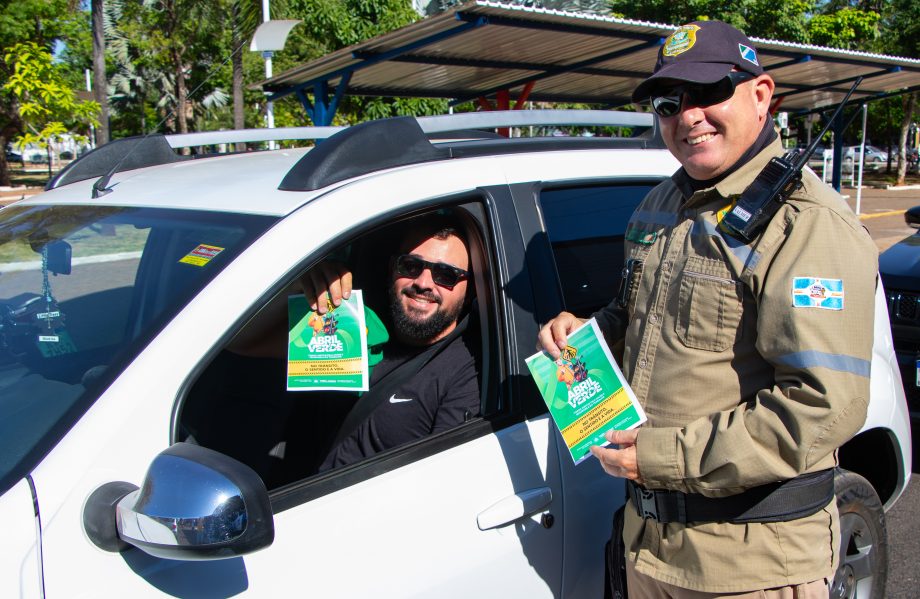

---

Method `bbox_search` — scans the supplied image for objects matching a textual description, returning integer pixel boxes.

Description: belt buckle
[636,487,659,521]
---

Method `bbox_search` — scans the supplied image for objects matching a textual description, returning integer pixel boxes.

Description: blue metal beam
[265,16,488,106]
[451,38,663,105]
[386,53,651,80]
[773,67,900,99]
[760,47,920,74]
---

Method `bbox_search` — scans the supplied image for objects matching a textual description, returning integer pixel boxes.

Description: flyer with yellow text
[525,318,646,464]
[287,290,369,391]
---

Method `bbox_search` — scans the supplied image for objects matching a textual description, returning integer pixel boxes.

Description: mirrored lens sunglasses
[395,254,469,289]
[650,72,756,118]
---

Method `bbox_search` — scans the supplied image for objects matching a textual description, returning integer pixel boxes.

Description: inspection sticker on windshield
[287,290,369,392]
[525,318,646,465]
[179,244,225,266]
[792,277,844,310]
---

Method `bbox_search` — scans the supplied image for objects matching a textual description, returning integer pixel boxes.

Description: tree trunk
[232,3,247,152]
[176,66,188,135]
[897,93,916,187]
[92,0,110,145]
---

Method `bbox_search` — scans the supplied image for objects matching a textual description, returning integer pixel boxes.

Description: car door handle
[476,487,553,530]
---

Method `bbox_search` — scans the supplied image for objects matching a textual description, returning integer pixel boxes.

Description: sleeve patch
[792,277,844,310]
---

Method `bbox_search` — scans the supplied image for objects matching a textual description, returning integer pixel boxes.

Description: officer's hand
[537,311,586,359]
[590,429,643,484]
[300,260,353,314]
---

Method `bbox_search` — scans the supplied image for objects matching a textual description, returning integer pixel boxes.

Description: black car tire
[830,469,889,599]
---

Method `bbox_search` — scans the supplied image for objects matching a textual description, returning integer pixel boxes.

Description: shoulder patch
[625,226,658,245]
[792,277,844,310]
[663,25,700,57]
[716,199,737,234]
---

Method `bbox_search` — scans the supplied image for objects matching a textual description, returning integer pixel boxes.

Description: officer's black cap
[633,20,764,103]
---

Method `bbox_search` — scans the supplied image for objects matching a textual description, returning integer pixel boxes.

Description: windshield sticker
[179,244,225,266]
[793,277,844,310]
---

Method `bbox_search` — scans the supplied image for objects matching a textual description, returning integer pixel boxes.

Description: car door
[36,161,567,597]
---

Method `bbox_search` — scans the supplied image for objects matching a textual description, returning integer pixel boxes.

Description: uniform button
[638,359,648,369]
[649,314,659,323]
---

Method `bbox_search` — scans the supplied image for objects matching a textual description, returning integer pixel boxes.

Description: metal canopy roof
[259,0,920,125]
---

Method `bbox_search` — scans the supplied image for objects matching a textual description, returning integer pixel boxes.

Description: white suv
[0,111,911,598]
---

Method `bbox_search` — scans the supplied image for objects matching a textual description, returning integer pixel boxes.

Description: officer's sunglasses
[650,72,756,118]
[395,254,469,289]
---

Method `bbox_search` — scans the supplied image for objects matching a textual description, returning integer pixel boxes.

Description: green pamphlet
[525,318,646,464]
[287,290,369,391]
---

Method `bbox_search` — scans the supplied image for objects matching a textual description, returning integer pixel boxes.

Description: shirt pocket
[675,256,743,352]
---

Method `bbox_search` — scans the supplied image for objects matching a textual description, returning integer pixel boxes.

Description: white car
[0,111,911,598]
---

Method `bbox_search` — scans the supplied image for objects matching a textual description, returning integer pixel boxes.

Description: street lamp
[250,14,301,148]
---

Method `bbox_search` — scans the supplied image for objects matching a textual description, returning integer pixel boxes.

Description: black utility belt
[626,469,835,524]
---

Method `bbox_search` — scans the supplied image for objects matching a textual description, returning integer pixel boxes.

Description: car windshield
[0,204,276,494]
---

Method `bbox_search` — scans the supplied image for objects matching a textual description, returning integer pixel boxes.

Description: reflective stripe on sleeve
[774,350,871,378]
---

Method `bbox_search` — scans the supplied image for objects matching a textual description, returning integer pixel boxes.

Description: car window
[538,183,658,314]
[177,202,497,492]
[0,205,275,495]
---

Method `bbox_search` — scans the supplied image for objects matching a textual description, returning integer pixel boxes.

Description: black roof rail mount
[279,116,450,192]
[46,134,189,190]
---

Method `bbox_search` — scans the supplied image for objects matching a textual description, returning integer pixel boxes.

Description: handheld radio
[720,77,862,241]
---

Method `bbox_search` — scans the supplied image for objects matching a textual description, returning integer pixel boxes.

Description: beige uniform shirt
[594,139,877,592]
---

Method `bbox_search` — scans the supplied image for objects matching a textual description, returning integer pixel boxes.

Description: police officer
[538,20,877,599]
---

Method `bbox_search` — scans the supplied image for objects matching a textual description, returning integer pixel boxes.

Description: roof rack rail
[47,110,655,191]
[163,109,652,148]
[278,111,658,192]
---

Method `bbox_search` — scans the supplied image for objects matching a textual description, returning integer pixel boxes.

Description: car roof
[17,111,666,217]
[25,147,319,216]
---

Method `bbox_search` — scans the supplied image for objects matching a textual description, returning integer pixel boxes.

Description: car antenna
[90,38,254,199]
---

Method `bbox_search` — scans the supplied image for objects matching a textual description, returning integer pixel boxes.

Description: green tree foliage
[270,0,448,125]
[0,0,86,185]
[808,7,880,49]
[2,42,99,177]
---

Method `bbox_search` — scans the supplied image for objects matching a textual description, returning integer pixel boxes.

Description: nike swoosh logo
[389,394,413,403]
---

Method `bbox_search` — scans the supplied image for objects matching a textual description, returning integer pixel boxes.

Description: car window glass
[539,184,655,314]
[0,205,275,495]
[178,205,491,491]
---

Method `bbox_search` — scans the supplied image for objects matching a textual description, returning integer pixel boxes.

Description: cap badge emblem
[663,24,700,57]
[739,43,759,66]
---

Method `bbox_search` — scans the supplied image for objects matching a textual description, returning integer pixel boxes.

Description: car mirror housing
[905,206,920,229]
[83,442,274,560]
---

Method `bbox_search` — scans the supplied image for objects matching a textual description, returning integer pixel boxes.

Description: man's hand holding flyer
[526,318,646,464]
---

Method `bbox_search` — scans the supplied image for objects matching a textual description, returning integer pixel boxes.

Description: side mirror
[905,206,920,229]
[83,443,274,560]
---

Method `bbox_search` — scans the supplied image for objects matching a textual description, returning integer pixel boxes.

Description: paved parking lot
[843,185,920,252]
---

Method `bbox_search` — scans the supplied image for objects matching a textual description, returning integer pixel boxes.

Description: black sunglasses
[395,254,469,289]
[650,72,756,118]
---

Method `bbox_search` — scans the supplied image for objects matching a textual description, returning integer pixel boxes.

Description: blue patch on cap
[739,43,759,66]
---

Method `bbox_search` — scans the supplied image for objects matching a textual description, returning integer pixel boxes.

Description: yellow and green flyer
[287,290,369,391]
[526,318,646,464]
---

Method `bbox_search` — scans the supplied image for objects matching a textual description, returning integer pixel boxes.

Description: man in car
[538,21,877,598]
[304,213,480,469]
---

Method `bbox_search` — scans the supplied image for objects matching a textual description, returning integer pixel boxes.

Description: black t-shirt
[320,333,479,470]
